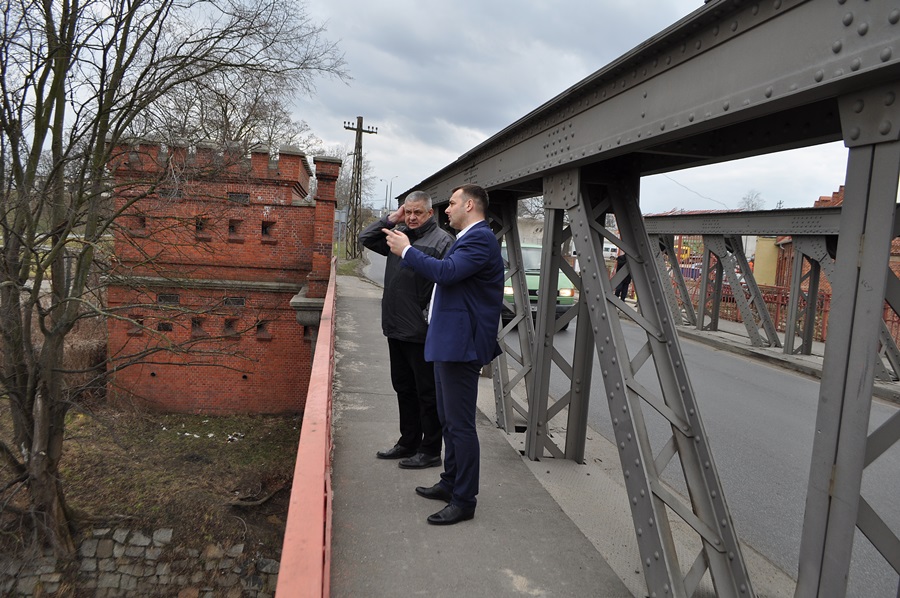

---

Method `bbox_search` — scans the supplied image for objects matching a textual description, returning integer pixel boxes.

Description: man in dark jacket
[359,191,454,469]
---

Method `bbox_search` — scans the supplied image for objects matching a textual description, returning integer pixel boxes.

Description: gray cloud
[300,1,849,209]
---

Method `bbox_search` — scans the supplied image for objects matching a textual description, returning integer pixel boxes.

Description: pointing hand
[382,228,411,256]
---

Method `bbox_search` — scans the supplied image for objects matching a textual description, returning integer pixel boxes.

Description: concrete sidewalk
[329,275,630,597]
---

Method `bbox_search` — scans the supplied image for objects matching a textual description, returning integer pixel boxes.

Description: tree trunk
[28,450,76,557]
[29,337,76,558]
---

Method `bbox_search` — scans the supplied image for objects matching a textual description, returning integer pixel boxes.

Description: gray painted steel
[569,169,753,596]
[785,237,825,356]
[796,137,900,597]
[492,196,536,433]
[404,1,900,595]
[644,207,842,235]
[647,234,695,326]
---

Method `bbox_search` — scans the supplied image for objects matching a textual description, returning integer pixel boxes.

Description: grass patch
[0,404,301,556]
[337,257,362,277]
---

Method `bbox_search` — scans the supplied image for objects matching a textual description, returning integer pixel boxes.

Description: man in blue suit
[383,184,504,525]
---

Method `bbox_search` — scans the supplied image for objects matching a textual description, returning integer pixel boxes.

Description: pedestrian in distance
[359,191,454,469]
[383,183,504,525]
[614,252,632,301]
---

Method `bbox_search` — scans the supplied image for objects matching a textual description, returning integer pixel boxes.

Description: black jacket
[359,215,454,342]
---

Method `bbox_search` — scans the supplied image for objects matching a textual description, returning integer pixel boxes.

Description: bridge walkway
[329,274,631,597]
[327,273,900,598]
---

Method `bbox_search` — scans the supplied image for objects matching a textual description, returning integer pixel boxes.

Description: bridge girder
[400,1,900,596]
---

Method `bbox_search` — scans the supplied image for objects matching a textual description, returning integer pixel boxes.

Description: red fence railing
[276,257,337,598]
[685,279,839,342]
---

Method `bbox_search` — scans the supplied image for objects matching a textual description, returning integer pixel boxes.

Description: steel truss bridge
[402,1,900,596]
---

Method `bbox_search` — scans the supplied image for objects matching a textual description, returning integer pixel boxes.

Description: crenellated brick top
[108,140,313,198]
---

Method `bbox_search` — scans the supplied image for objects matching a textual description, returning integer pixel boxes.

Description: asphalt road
[546,320,899,597]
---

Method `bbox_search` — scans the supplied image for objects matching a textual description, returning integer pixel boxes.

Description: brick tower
[106,141,340,413]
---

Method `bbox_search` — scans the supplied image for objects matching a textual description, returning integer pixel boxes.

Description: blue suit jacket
[402,221,504,365]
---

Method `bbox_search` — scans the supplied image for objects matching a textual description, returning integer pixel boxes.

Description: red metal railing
[276,257,337,597]
[685,279,837,342]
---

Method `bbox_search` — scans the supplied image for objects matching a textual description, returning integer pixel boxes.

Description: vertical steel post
[796,84,900,597]
[698,240,723,332]
[568,165,754,597]
[525,206,565,460]
[491,195,536,432]
[783,240,823,356]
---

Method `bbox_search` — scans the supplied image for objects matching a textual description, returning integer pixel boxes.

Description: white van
[602,243,618,260]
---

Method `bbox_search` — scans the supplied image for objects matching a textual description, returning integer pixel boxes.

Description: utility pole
[343,116,377,259]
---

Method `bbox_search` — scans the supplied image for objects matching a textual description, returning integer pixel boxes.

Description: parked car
[501,244,576,330]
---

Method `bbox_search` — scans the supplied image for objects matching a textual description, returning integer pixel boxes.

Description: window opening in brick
[195,217,212,241]
[261,220,277,244]
[224,318,240,337]
[228,192,250,205]
[228,219,244,243]
[157,322,173,332]
[224,297,245,307]
[256,320,272,340]
[157,294,180,305]
[191,317,208,338]
[127,315,144,336]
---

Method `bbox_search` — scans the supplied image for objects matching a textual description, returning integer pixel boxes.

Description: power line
[663,174,728,209]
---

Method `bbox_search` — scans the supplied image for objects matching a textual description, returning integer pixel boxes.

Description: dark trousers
[433,360,481,510]
[615,275,632,300]
[388,338,442,456]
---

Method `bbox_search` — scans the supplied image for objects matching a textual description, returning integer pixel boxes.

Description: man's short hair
[452,184,489,213]
[404,190,432,209]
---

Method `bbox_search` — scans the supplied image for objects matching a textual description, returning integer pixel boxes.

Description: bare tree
[517,195,545,219]
[738,189,765,211]
[130,71,326,155]
[0,0,346,557]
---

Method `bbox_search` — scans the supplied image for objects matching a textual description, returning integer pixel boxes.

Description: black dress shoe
[398,453,442,469]
[415,483,453,502]
[376,445,416,459]
[427,504,475,525]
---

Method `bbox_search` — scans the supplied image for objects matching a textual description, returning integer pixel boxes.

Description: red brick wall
[106,142,338,414]
[115,199,316,280]
[107,285,311,413]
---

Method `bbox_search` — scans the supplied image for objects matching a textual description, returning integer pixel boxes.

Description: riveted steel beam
[796,82,900,595]
[784,237,827,356]
[404,1,900,203]
[651,233,697,327]
[490,194,536,433]
[709,235,781,347]
[522,173,590,461]
[643,207,842,236]
[569,166,754,597]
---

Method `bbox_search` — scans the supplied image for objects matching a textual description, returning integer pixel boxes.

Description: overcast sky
[298,0,849,214]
